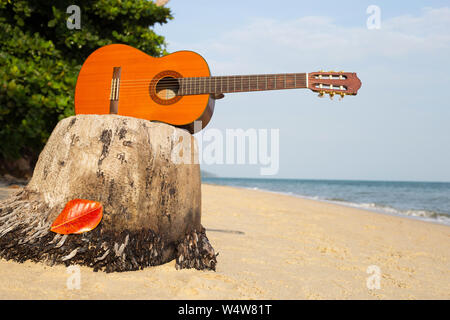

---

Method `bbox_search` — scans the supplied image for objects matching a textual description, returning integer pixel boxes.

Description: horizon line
[201,175,450,184]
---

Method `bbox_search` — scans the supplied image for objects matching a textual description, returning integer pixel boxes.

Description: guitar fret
[258,75,264,90]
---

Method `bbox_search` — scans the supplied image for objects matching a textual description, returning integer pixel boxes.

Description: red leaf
[50,199,103,234]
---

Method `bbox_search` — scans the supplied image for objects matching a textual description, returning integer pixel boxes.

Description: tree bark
[0,115,217,272]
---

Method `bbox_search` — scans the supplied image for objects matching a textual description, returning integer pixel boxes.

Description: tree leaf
[50,199,103,234]
[0,1,172,162]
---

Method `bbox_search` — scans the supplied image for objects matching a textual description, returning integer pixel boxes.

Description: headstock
[308,71,362,99]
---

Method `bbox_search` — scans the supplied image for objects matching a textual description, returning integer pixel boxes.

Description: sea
[202,177,450,226]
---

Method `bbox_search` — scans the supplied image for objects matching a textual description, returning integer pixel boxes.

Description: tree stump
[0,115,217,272]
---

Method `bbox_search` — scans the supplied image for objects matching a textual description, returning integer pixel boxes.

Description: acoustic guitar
[75,44,362,133]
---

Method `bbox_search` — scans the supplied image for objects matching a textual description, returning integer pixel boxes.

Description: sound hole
[155,76,179,100]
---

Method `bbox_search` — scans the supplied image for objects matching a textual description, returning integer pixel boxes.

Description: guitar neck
[178,73,308,96]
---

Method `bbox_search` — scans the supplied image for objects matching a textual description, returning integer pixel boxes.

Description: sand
[0,183,448,299]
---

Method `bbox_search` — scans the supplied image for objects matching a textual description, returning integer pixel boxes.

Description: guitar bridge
[109,67,122,114]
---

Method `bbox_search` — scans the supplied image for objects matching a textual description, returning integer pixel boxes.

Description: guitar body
[75,44,215,132]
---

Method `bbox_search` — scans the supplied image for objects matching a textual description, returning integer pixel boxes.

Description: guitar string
[101,75,311,94]
[105,78,308,89]
[118,73,310,83]
[117,83,308,90]
[106,80,332,95]
[116,78,308,88]
[115,74,310,86]
[105,81,309,92]
[113,77,309,90]
[98,84,309,95]
[115,75,344,87]
[102,77,309,95]
[100,85,309,94]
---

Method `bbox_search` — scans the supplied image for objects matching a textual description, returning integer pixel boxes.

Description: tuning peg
[338,92,346,101]
[318,91,325,98]
[329,92,335,100]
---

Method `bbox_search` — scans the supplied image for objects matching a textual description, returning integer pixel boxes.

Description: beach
[0,183,449,299]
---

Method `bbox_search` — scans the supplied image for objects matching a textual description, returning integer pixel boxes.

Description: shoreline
[0,183,449,299]
[202,181,450,227]
[203,182,448,229]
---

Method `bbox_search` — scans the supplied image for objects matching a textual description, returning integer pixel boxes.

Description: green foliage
[0,0,172,160]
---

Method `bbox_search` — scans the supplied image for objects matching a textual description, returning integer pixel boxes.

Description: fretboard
[178,73,307,96]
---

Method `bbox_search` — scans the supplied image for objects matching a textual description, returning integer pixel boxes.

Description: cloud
[168,7,450,75]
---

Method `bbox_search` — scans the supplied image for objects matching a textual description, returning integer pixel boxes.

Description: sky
[153,0,450,182]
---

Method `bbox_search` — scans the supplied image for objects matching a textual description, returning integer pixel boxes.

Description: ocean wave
[202,180,450,226]
[323,198,450,225]
[269,191,450,225]
[267,192,450,225]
